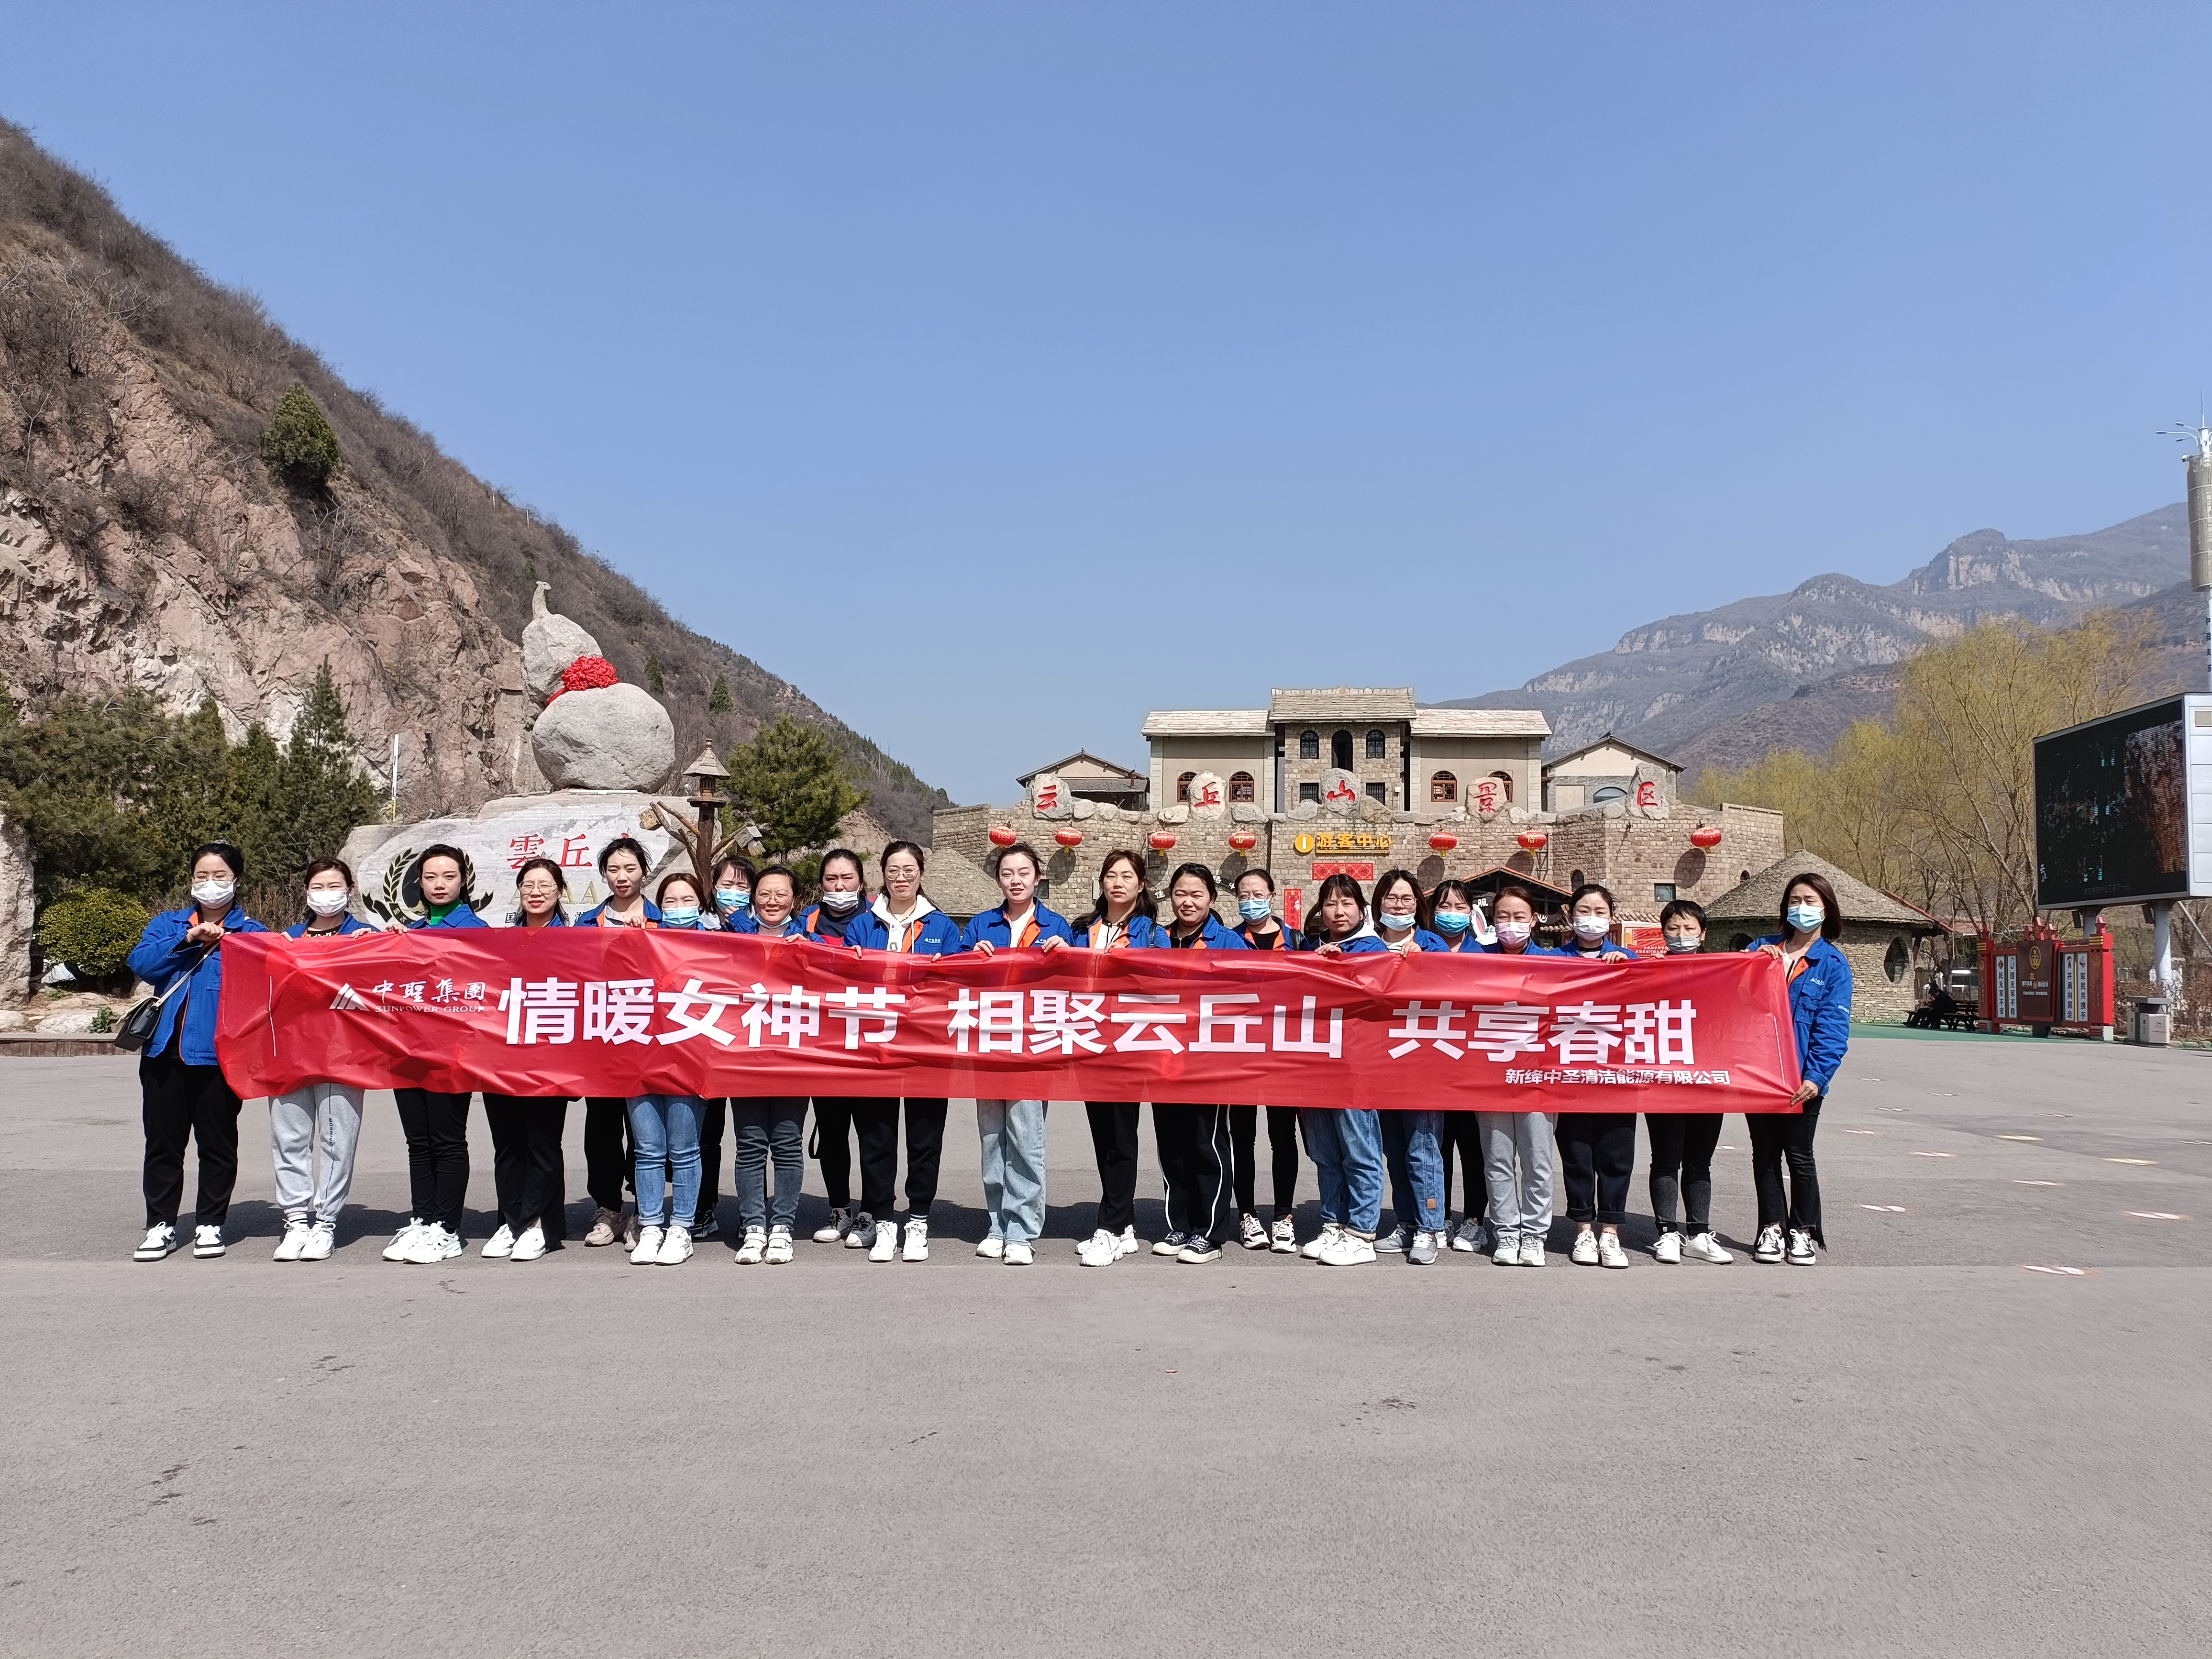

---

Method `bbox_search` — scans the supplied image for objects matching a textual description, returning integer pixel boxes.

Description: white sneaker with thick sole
[402,1224,460,1264]
[300,1221,335,1261]
[765,1226,794,1264]
[1570,1228,1600,1266]
[509,1223,547,1262]
[1270,1216,1298,1254]
[1653,1230,1682,1265]
[656,1226,694,1266]
[133,1224,177,1262]
[1003,1240,1034,1266]
[1318,1231,1377,1266]
[734,1226,766,1264]
[630,1226,665,1265]
[273,1221,311,1262]
[867,1220,897,1262]
[1078,1228,1120,1267]
[1598,1231,1629,1269]
[976,1235,1005,1259]
[1786,1229,1816,1265]
[1517,1236,1547,1268]
[1754,1224,1785,1263]
[1116,1226,1141,1259]
[1239,1213,1269,1250]
[383,1220,424,1262]
[1450,1218,1484,1254]
[1301,1222,1342,1261]
[903,1219,930,1261]
[192,1226,226,1259]
[1683,1231,1734,1264]
[1492,1233,1520,1266]
[812,1207,851,1244]
[482,1225,515,1260]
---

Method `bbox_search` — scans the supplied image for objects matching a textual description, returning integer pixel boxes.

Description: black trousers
[393,1088,472,1229]
[1084,1101,1141,1233]
[1438,1109,1482,1219]
[483,1094,568,1238]
[139,1049,243,1229]
[584,1096,630,1212]
[1155,1102,1234,1245]
[696,1099,726,1227]
[1556,1111,1636,1226]
[1749,1095,1825,1242]
[856,1097,948,1218]
[1229,1104,1300,1217]
[1647,1111,1723,1234]
[812,1096,867,1209]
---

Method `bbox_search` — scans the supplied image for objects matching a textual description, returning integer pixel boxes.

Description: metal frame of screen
[2034,693,2212,910]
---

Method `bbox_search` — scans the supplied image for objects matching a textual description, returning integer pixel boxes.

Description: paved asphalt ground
[3,1031,2210,1658]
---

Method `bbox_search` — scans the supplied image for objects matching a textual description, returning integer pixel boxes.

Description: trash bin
[2134,999,2170,1047]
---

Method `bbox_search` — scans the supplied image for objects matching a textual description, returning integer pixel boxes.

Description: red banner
[215,932,1803,1112]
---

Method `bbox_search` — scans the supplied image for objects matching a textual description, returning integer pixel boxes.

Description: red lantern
[1148,830,1178,852]
[1516,830,1548,852]
[1690,825,1723,850]
[1427,831,1458,853]
[1054,827,1084,849]
[1228,829,1258,853]
[988,825,1018,848]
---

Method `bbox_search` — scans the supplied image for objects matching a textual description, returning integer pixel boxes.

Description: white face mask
[191,878,236,910]
[819,889,861,916]
[306,888,351,917]
[1379,910,1417,931]
[1494,919,1533,948]
[1664,932,1701,954]
[1571,914,1610,941]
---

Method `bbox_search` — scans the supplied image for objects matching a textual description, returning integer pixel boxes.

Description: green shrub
[38,887,150,979]
[708,674,733,714]
[89,1006,115,1033]
[261,383,342,490]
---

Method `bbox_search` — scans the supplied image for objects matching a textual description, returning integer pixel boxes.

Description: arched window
[1229,771,1254,803]
[1365,729,1386,760]
[1570,868,1586,889]
[1489,770,1514,803]
[1591,785,1627,804]
[1331,730,1353,771]
[1177,772,1195,804]
[1299,730,1319,760]
[1430,770,1458,803]
[1884,938,1911,984]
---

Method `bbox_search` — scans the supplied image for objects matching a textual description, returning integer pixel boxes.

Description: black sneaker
[1151,1230,1189,1257]
[842,1210,874,1249]
[1177,1237,1224,1263]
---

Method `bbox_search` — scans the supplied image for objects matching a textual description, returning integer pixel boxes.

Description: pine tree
[272,659,382,871]
[225,723,283,876]
[707,673,733,714]
[261,383,343,491]
[645,653,666,695]
[725,717,866,858]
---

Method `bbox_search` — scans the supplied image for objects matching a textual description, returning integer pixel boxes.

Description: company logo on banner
[219,934,1803,1114]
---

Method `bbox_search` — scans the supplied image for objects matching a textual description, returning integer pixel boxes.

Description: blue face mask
[662,904,700,929]
[1238,896,1273,923]
[1787,904,1824,934]
[717,888,751,912]
[1431,909,1471,934]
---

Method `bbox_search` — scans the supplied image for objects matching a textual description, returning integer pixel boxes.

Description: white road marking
[2124,1212,2188,1221]
[1996,1134,2041,1142]
[1912,1150,1956,1159]
[1858,1204,1909,1213]
[2019,1264,2094,1276]
[2014,1180,2064,1187]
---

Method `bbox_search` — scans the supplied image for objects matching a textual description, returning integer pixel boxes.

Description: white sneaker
[192,1225,226,1258]
[630,1226,665,1265]
[1653,1230,1682,1265]
[1787,1229,1816,1265]
[1301,1222,1342,1261]
[902,1218,930,1261]
[734,1226,766,1264]
[402,1223,460,1264]
[509,1223,547,1262]
[843,1211,874,1250]
[1003,1240,1034,1266]
[1376,1224,1412,1254]
[868,1220,897,1262]
[300,1221,335,1261]
[1117,1226,1141,1259]
[1239,1212,1268,1250]
[1269,1216,1298,1254]
[1492,1233,1520,1266]
[977,1236,1005,1259]
[383,1220,424,1262]
[1450,1218,1483,1254]
[1570,1228,1600,1266]
[1078,1228,1120,1267]
[765,1226,794,1264]
[1318,1231,1377,1266]
[1598,1231,1629,1269]
[1754,1224,1785,1263]
[482,1224,515,1260]
[273,1221,311,1262]
[656,1226,694,1266]
[1517,1236,1546,1267]
[813,1207,852,1244]
[1683,1231,1734,1264]
[133,1224,177,1261]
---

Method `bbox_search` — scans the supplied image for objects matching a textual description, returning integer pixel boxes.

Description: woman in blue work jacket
[1745,871,1852,1266]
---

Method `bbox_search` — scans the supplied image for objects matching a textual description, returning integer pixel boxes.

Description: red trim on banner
[215,932,1803,1112]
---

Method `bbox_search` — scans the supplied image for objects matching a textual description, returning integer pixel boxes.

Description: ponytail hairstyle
[1304,871,1369,943]
[1078,848,1156,929]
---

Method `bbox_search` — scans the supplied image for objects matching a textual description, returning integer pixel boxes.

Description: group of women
[124,835,1851,1273]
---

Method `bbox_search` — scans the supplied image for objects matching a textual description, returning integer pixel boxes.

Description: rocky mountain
[0,122,946,840]
[1443,504,2195,764]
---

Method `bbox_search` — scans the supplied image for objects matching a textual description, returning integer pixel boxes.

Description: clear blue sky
[7,2,2207,804]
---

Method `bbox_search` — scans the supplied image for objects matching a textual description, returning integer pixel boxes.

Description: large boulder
[521,583,601,705]
[0,811,31,1009]
[531,683,675,791]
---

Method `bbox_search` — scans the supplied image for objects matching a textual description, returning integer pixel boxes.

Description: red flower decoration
[563,655,619,692]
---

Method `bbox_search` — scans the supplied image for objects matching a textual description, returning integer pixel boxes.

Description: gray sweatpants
[1477,1111,1555,1247]
[270,1082,365,1224]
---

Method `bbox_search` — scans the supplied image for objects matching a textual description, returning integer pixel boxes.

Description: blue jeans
[977,1099,1047,1245]
[732,1097,807,1231]
[1301,1107,1385,1235]
[628,1094,702,1229]
[1380,1108,1448,1237]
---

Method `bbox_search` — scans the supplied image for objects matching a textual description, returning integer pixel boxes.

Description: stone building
[1014,751,1149,811]
[932,685,1785,931]
[1543,733,1681,814]
[1703,852,1955,1022]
